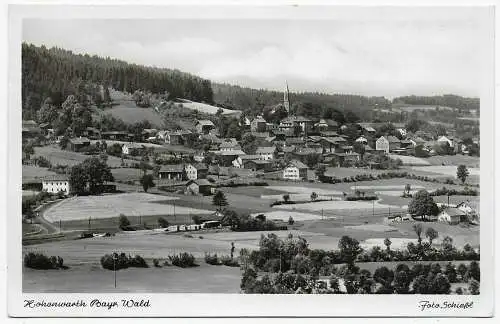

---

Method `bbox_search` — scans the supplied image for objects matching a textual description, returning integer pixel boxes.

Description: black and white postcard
[6,2,496,318]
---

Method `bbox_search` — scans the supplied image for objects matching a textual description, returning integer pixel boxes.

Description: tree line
[22,43,214,118]
[393,95,479,111]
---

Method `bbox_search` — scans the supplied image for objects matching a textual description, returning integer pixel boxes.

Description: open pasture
[425,155,480,167]
[33,145,137,167]
[388,154,431,166]
[176,99,240,116]
[43,193,213,223]
[22,165,58,182]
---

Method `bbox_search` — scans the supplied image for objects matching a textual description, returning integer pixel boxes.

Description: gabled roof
[69,137,90,144]
[240,154,261,160]
[319,130,339,137]
[441,207,467,216]
[196,120,215,126]
[252,116,266,123]
[256,146,276,154]
[316,119,338,126]
[42,175,70,182]
[159,165,184,173]
[387,136,401,143]
[287,160,308,169]
[187,179,212,186]
[186,163,208,170]
[216,150,246,156]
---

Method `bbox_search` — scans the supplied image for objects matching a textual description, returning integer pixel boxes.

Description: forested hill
[212,83,392,119]
[22,43,214,114]
[392,95,480,111]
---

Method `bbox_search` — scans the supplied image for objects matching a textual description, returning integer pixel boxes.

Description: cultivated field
[388,154,431,166]
[43,192,213,222]
[425,155,480,167]
[33,145,137,167]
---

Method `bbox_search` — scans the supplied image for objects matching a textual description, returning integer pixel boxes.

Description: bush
[100,253,148,270]
[220,255,240,267]
[118,214,131,230]
[153,258,161,267]
[158,217,169,228]
[24,253,66,270]
[168,252,197,268]
[192,215,203,225]
[205,253,220,265]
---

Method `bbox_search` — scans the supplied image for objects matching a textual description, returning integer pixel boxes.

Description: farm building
[256,146,277,161]
[101,131,132,141]
[438,207,468,225]
[387,136,401,152]
[219,138,241,152]
[185,179,214,195]
[158,165,185,180]
[319,136,347,154]
[251,116,267,133]
[355,136,368,144]
[195,120,215,134]
[375,136,390,153]
[457,201,480,219]
[215,149,246,166]
[266,123,279,133]
[283,160,308,181]
[122,143,146,156]
[243,159,272,172]
[184,163,208,180]
[232,154,260,168]
[42,175,71,195]
[67,137,91,152]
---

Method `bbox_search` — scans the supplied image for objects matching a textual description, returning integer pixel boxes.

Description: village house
[256,146,277,161]
[283,160,308,181]
[184,163,208,180]
[101,131,132,141]
[142,128,158,141]
[251,116,267,133]
[314,119,339,132]
[122,143,146,156]
[243,159,272,172]
[456,201,480,220]
[375,136,390,153]
[42,175,71,195]
[319,136,348,154]
[163,131,183,145]
[185,179,214,196]
[358,123,376,136]
[67,137,91,152]
[158,165,185,181]
[219,138,241,152]
[387,135,401,152]
[215,149,246,166]
[355,136,368,144]
[195,120,215,135]
[232,154,260,168]
[438,207,468,225]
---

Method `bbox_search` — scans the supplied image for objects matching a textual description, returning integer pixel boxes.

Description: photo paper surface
[7,3,495,317]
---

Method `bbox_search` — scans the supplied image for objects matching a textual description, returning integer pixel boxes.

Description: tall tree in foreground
[212,190,228,211]
[456,165,470,184]
[408,190,439,221]
[140,174,155,193]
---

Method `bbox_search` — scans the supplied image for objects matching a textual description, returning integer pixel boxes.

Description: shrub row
[344,195,378,201]
[430,187,478,197]
[168,252,197,268]
[24,252,66,270]
[204,253,240,267]
[100,253,148,270]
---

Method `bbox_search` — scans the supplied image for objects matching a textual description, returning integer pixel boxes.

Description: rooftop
[287,160,308,169]
[256,146,276,154]
[159,165,184,173]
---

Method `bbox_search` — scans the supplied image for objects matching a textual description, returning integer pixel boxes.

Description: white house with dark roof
[42,175,71,195]
[376,136,390,153]
[438,207,468,225]
[256,146,277,161]
[184,163,208,180]
[283,160,308,180]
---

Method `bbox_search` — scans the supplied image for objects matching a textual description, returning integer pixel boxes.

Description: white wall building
[42,176,71,195]
[375,136,390,153]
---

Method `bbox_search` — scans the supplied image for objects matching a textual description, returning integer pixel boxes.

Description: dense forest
[392,95,480,111]
[22,43,214,118]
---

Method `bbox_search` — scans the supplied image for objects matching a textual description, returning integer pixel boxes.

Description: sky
[22,8,490,98]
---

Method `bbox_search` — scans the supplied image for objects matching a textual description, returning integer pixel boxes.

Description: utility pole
[372,200,375,217]
[88,216,91,232]
[113,253,117,288]
[174,201,176,222]
[321,208,324,220]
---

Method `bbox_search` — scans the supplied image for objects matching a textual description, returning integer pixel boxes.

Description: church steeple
[284,81,290,114]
